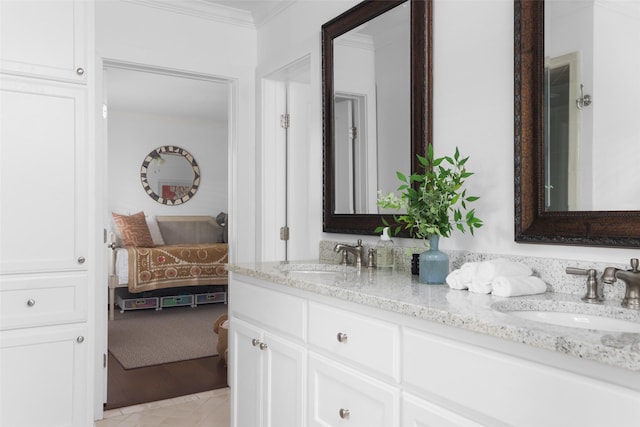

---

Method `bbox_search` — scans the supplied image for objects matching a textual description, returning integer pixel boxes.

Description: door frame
[93,58,237,419]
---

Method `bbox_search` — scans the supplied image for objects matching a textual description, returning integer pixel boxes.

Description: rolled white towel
[458,262,480,283]
[446,270,468,290]
[473,259,533,287]
[468,280,493,294]
[491,276,547,297]
[445,262,479,290]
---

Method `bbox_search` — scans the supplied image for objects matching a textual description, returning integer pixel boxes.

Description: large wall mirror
[323,0,432,235]
[515,0,640,246]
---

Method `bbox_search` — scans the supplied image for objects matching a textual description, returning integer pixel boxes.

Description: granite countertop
[229,261,640,373]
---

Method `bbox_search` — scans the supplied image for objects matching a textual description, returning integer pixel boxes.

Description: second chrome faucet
[334,239,365,269]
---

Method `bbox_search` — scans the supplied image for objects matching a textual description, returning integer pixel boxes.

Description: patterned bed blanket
[127,243,228,293]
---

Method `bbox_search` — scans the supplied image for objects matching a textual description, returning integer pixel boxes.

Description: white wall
[257,0,638,265]
[107,110,228,216]
[96,0,257,262]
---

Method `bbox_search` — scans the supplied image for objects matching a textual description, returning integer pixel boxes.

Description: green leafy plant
[376,145,483,240]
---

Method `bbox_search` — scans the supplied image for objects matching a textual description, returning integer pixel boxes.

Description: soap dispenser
[376,227,394,269]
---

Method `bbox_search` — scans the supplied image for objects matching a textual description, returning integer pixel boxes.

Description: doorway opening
[100,61,232,409]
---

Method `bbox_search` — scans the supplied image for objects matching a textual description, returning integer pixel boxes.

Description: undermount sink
[278,263,357,275]
[506,310,640,333]
[492,299,640,333]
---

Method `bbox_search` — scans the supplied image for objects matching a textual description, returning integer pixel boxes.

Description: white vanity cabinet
[230,270,640,427]
[229,278,307,427]
[0,1,93,425]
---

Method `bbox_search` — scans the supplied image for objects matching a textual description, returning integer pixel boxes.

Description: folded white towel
[445,262,480,290]
[472,259,533,287]
[491,276,547,297]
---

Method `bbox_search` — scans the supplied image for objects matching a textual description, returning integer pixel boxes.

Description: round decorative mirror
[140,146,200,205]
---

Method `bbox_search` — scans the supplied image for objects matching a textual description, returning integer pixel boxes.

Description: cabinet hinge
[349,127,357,140]
[102,104,108,119]
[280,114,290,129]
[280,226,290,241]
[103,353,107,368]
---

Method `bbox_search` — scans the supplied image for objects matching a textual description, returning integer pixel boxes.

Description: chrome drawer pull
[76,336,85,343]
[339,408,350,419]
[252,338,260,347]
[76,67,85,75]
[77,256,86,264]
[259,342,268,350]
[337,332,348,343]
[27,299,36,307]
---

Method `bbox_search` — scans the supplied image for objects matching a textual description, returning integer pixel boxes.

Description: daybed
[108,214,228,320]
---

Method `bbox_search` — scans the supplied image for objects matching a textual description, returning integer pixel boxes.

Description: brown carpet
[108,303,227,369]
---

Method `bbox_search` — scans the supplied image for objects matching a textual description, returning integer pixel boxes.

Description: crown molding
[123,0,255,28]
[123,0,297,29]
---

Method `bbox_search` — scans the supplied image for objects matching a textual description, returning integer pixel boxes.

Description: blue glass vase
[419,235,449,284]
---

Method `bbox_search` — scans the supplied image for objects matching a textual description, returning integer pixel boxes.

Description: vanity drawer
[308,353,399,427]
[308,301,400,381]
[231,278,306,340]
[0,273,87,330]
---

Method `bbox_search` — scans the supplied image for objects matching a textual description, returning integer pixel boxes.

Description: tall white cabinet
[0,1,94,426]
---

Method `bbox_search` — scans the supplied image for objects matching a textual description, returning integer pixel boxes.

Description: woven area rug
[108,303,227,369]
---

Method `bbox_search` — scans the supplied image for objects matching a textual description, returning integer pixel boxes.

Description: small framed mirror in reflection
[140,146,200,205]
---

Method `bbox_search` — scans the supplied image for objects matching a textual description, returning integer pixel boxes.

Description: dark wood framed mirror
[322,0,432,235]
[515,0,640,247]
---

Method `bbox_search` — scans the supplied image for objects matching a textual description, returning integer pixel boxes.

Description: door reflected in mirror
[332,2,410,214]
[544,0,640,212]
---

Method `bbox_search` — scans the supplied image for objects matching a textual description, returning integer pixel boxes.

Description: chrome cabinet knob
[77,256,86,264]
[27,299,36,307]
[337,332,348,343]
[76,67,85,75]
[259,342,268,351]
[252,338,260,347]
[339,408,350,419]
[76,336,85,343]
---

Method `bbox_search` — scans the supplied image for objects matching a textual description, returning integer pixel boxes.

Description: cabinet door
[0,76,88,274]
[0,324,87,427]
[402,393,484,427]
[308,353,399,427]
[230,319,264,427]
[0,0,88,83]
[264,332,306,427]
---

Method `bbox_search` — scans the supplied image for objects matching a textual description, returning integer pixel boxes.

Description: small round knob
[252,338,260,347]
[77,256,86,264]
[76,67,85,75]
[337,332,348,343]
[339,408,350,419]
[259,342,268,350]
[76,336,85,343]
[27,299,36,307]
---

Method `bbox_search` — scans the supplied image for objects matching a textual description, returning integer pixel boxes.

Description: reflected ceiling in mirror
[141,146,200,205]
[514,0,640,247]
[323,0,432,235]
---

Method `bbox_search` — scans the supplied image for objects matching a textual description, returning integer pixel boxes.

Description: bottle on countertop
[376,227,394,269]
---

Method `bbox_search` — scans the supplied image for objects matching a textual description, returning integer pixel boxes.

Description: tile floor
[95,388,230,427]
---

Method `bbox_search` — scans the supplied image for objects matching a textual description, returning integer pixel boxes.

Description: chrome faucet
[602,258,640,310]
[334,239,365,268]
